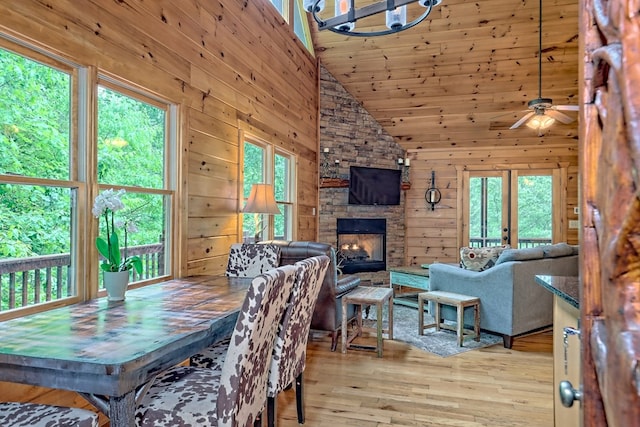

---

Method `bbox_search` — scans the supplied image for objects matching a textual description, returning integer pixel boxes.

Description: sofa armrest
[336,274,360,297]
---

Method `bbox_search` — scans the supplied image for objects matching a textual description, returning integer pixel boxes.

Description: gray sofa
[428,243,579,348]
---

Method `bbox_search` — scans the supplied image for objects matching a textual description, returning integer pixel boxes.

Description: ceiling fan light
[304,0,325,13]
[386,6,407,30]
[526,114,555,130]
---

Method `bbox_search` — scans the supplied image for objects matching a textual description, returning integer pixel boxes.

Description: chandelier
[304,0,443,37]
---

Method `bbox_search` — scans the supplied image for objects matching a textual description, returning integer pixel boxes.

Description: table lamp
[242,183,280,242]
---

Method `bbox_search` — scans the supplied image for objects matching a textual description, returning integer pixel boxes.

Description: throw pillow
[460,245,510,272]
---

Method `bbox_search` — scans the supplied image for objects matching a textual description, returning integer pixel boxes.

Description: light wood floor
[274,330,554,427]
[6,329,555,426]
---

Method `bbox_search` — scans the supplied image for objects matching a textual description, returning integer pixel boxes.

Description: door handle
[559,380,582,407]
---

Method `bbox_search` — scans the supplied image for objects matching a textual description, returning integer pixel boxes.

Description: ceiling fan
[509,0,578,133]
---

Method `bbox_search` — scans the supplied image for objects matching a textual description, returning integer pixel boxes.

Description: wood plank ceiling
[309,0,579,151]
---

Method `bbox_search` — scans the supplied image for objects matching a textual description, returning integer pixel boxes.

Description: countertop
[535,275,580,309]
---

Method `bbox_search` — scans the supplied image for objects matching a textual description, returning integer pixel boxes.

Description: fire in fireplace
[336,218,386,274]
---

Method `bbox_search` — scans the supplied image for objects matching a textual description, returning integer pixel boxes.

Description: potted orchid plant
[93,189,143,300]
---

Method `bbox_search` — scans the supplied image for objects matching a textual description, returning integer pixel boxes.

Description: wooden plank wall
[313,0,580,267]
[314,0,580,150]
[0,0,319,278]
[404,145,579,266]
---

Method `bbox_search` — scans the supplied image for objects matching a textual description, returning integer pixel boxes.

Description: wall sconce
[425,170,441,211]
[321,147,331,178]
[333,159,341,178]
[402,157,410,183]
[399,157,411,190]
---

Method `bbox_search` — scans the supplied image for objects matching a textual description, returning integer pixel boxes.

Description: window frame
[0,38,85,319]
[94,75,178,293]
[0,36,179,320]
[241,135,296,242]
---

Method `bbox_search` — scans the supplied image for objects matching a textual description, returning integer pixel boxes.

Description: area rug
[364,303,503,357]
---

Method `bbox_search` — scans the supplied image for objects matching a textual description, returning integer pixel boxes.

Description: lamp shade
[242,184,280,214]
[334,0,355,32]
[386,6,407,30]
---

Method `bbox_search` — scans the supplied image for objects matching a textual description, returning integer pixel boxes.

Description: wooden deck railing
[0,244,164,311]
[469,238,552,248]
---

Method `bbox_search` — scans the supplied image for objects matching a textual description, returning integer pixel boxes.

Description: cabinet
[553,295,581,427]
[536,275,581,427]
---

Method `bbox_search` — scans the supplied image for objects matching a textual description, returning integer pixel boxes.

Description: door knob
[559,380,582,407]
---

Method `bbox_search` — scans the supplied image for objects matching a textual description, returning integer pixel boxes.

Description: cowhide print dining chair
[266,255,330,427]
[0,402,99,427]
[191,255,330,427]
[134,264,297,427]
[225,243,281,277]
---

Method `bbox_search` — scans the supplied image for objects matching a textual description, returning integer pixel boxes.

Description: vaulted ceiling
[309,0,579,151]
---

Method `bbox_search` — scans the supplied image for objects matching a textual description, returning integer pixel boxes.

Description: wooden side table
[342,286,393,357]
[418,290,480,347]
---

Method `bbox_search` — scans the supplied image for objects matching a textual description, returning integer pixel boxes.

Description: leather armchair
[261,240,361,351]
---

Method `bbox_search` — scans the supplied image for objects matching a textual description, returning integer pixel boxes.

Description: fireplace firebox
[336,218,386,274]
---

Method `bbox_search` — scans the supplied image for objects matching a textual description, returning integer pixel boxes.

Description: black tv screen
[348,166,401,205]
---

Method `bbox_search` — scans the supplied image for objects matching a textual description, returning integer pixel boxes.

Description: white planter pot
[103,270,130,301]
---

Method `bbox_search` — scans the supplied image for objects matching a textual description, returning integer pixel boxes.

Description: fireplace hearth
[337,218,386,274]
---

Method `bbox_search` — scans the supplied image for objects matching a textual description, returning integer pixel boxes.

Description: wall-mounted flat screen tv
[348,166,401,206]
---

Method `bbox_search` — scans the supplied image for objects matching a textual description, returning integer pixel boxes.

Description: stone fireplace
[317,66,406,286]
[337,218,386,274]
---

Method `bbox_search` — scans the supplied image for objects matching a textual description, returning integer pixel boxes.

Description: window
[274,152,294,240]
[270,0,285,15]
[468,173,504,247]
[292,0,313,50]
[0,44,80,313]
[96,82,174,287]
[0,38,177,318]
[242,140,295,242]
[268,0,314,53]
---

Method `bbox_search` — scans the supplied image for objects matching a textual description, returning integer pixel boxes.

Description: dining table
[0,275,252,427]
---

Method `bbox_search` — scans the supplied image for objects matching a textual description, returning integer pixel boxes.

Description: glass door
[463,169,555,248]
[513,172,553,248]
[466,171,509,247]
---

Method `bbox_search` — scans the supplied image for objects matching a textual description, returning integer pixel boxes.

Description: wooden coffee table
[341,286,393,357]
[389,266,430,308]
